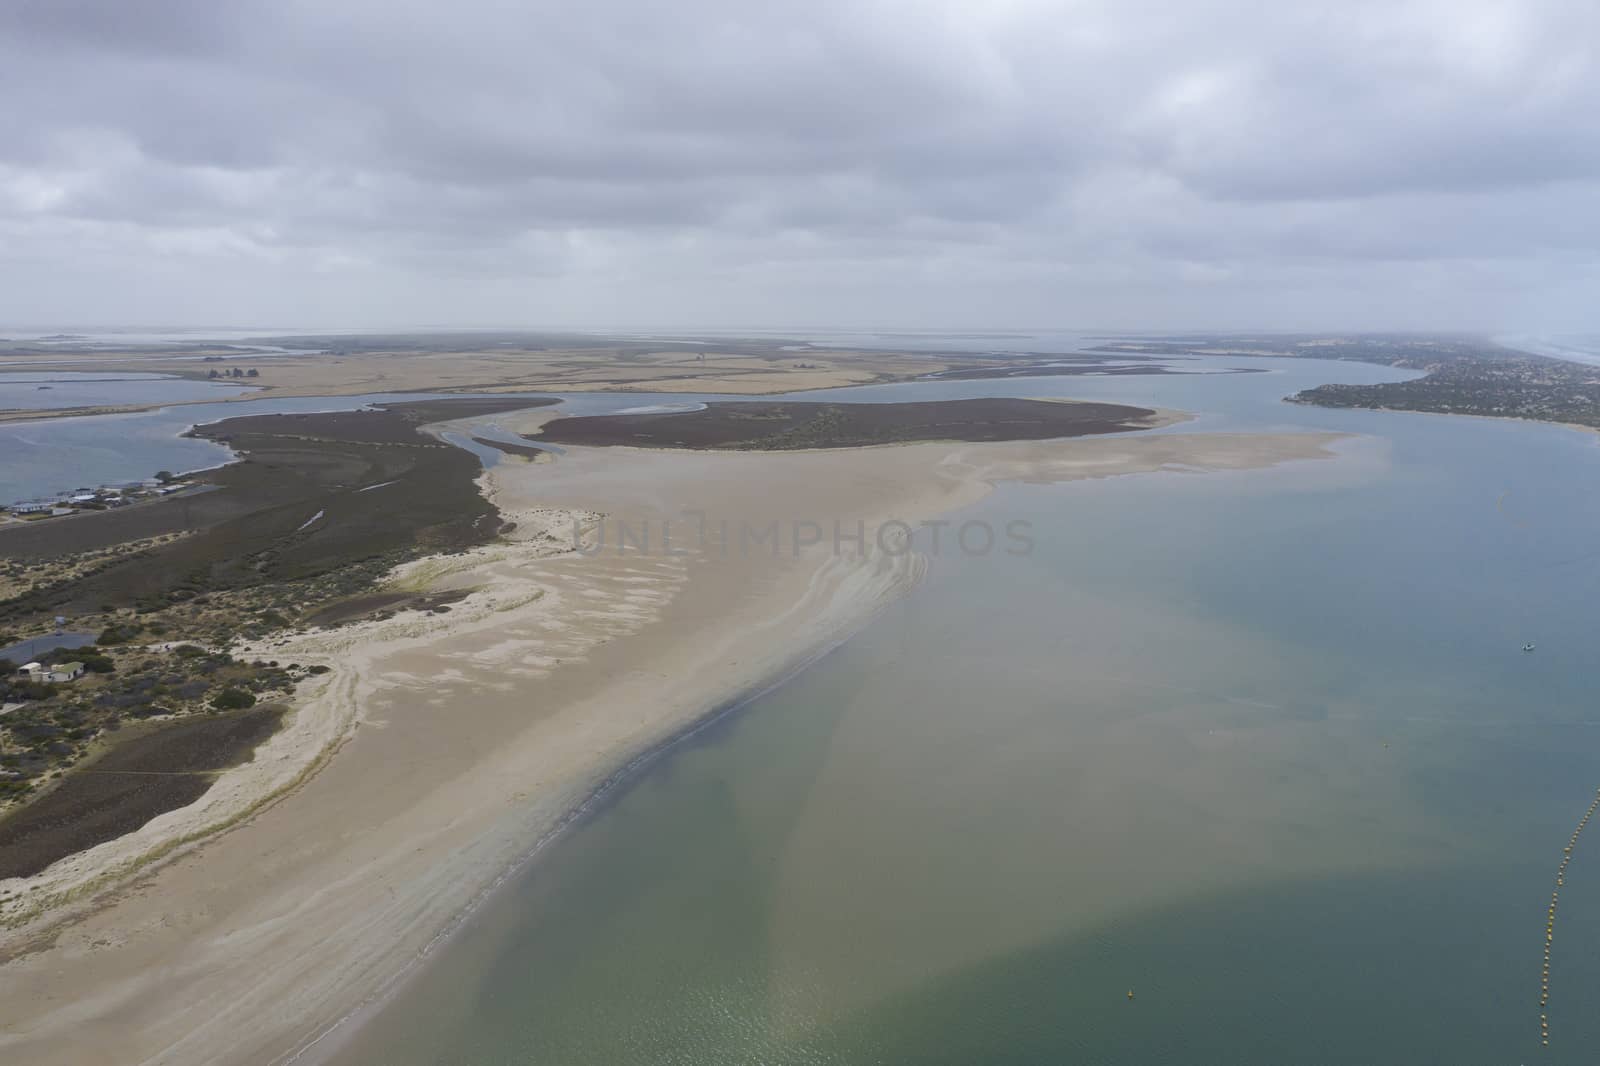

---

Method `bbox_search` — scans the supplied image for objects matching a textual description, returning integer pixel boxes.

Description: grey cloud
[0,0,1597,330]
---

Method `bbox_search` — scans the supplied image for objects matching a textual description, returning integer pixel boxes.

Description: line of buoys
[1541,785,1600,1048]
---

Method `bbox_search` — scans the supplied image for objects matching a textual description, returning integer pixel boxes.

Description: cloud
[0,0,1596,330]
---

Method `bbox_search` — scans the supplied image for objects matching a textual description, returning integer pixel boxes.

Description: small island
[532,397,1170,450]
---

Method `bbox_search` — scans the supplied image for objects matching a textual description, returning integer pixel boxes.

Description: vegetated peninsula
[0,391,1160,882]
[1287,352,1600,430]
[0,397,555,854]
[532,397,1171,450]
[1088,333,1600,432]
[0,385,1348,1066]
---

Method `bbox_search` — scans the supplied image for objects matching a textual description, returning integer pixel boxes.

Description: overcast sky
[1,0,1596,333]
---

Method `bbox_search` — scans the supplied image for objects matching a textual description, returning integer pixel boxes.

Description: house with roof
[45,662,85,683]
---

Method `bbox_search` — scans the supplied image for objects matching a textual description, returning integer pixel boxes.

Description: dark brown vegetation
[532,397,1162,451]
[0,396,552,843]
[0,642,299,803]
[303,588,471,627]
[0,705,285,879]
[0,397,555,621]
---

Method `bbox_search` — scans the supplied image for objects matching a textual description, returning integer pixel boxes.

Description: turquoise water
[326,357,1600,1064]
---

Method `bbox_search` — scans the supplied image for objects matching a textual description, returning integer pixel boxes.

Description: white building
[45,662,85,683]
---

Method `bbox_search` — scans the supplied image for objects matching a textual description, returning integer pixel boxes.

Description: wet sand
[0,422,1346,1066]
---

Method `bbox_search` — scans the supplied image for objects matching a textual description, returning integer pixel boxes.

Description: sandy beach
[0,419,1346,1065]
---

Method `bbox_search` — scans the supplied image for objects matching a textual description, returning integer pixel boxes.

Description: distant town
[1092,334,1600,432]
[1289,350,1600,430]
[3,471,201,521]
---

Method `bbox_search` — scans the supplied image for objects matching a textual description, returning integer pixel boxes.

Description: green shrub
[97,623,141,646]
[211,687,256,711]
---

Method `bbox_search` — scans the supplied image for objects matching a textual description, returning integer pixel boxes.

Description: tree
[80,654,115,673]
[154,470,175,483]
[96,625,132,646]
[246,368,260,378]
[211,687,256,711]
[208,369,221,379]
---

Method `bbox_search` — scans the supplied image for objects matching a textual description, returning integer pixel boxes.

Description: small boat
[1523,643,1537,653]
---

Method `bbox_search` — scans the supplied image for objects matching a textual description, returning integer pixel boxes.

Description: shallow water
[0,339,1392,505]
[0,391,547,505]
[326,349,1600,1064]
[9,339,1599,1062]
[0,370,251,412]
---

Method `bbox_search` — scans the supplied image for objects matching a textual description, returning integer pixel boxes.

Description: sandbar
[0,421,1347,1065]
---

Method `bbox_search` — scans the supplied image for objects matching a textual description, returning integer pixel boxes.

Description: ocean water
[8,340,1599,1062]
[325,353,1600,1064]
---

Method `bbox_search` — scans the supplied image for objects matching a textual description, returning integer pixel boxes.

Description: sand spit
[0,427,1345,1066]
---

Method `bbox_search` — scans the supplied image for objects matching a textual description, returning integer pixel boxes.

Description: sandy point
[0,423,1347,1066]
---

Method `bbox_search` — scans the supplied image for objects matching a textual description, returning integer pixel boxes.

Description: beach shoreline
[0,421,1349,1066]
[282,557,908,1066]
